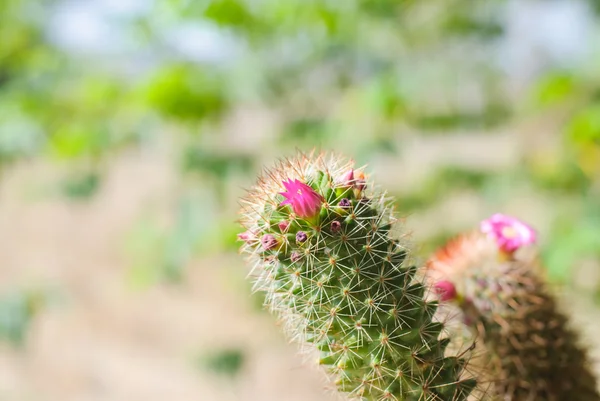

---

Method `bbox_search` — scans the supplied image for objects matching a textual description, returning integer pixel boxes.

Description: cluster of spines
[239,152,476,401]
[427,216,600,401]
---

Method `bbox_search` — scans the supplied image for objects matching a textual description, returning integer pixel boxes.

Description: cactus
[238,152,477,401]
[427,214,600,401]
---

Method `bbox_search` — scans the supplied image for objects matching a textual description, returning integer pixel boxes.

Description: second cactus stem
[427,214,600,401]
[238,152,477,401]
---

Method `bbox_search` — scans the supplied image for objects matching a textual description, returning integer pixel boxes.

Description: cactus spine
[427,215,600,401]
[238,152,477,401]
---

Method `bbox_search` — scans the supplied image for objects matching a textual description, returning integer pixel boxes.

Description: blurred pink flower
[280,179,323,218]
[434,280,457,301]
[237,231,254,243]
[480,213,536,253]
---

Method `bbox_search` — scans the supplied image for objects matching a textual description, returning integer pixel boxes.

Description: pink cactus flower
[280,179,323,218]
[434,280,457,301]
[480,213,536,253]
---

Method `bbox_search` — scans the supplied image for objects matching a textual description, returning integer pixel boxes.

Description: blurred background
[1,0,599,400]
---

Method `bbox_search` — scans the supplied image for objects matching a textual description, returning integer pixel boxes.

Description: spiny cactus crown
[238,152,477,401]
[427,214,600,401]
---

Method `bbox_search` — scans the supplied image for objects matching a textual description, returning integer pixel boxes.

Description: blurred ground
[0,135,598,401]
[0,149,331,401]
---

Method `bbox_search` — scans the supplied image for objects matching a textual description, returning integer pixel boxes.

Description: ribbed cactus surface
[238,152,477,401]
[427,215,600,401]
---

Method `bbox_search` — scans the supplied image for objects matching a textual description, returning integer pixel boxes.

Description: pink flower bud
[280,179,324,218]
[296,231,308,243]
[434,281,457,301]
[237,231,254,243]
[261,234,278,250]
[338,169,354,187]
[338,198,351,208]
[354,171,366,191]
[278,220,290,232]
[330,220,342,233]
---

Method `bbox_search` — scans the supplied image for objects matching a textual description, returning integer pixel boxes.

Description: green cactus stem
[427,215,600,401]
[238,152,477,401]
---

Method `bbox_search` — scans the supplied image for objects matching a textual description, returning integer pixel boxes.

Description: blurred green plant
[197,347,245,378]
[0,289,46,346]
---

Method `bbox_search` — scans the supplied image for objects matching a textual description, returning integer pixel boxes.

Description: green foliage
[531,72,577,107]
[396,166,491,213]
[182,147,253,179]
[0,289,45,346]
[568,102,600,144]
[0,107,45,164]
[60,171,101,200]
[544,200,600,283]
[198,347,245,378]
[204,0,256,29]
[126,190,232,286]
[281,118,330,144]
[144,64,228,122]
[411,103,511,132]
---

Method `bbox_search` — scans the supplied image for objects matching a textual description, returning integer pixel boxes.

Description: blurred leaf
[532,72,576,107]
[0,289,45,347]
[568,103,600,144]
[144,64,228,122]
[411,103,511,132]
[0,109,45,163]
[544,203,600,283]
[528,157,590,193]
[49,127,112,160]
[126,217,167,288]
[60,171,101,200]
[127,191,222,286]
[358,0,401,18]
[161,194,209,281]
[182,147,254,179]
[204,0,256,29]
[443,13,503,39]
[396,166,491,212]
[198,347,245,378]
[365,75,407,120]
[281,118,329,144]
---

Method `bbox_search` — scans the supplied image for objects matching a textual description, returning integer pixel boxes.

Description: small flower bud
[261,234,278,250]
[278,220,290,232]
[354,171,367,191]
[296,231,308,243]
[338,169,354,187]
[338,198,351,208]
[237,231,254,243]
[434,281,457,301]
[330,220,342,234]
